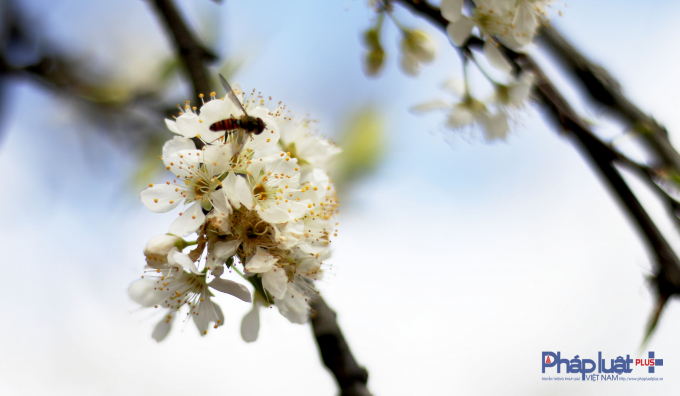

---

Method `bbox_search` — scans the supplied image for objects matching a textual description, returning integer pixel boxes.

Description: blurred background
[1,0,679,394]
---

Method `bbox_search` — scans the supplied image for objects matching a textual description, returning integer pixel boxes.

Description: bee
[209,75,265,150]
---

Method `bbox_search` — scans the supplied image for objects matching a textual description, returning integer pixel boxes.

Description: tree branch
[0,0,170,145]
[311,297,371,396]
[393,0,680,308]
[149,0,217,101]
[537,25,680,175]
[515,53,680,297]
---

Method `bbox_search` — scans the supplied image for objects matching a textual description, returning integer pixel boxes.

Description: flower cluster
[129,84,341,342]
[442,0,555,49]
[413,72,534,141]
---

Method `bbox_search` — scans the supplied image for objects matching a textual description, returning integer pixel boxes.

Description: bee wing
[219,74,248,116]
[235,130,247,154]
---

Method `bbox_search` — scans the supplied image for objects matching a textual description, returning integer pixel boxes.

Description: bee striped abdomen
[209,118,239,132]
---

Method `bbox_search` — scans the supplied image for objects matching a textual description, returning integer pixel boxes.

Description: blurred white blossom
[399,29,436,75]
[413,78,512,141]
[442,0,554,49]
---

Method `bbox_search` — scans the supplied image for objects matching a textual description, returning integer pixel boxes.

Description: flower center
[253,184,267,201]
[194,178,212,196]
[184,166,219,201]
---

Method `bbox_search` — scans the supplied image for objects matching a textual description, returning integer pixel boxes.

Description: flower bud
[363,28,381,49]
[364,48,386,77]
[144,234,182,268]
[401,29,435,63]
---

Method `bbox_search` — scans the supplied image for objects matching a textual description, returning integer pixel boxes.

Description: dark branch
[393,0,680,311]
[310,297,371,396]
[516,53,680,298]
[149,0,217,101]
[0,0,170,145]
[537,25,680,175]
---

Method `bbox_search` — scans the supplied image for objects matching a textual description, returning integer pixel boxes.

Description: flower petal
[411,100,451,113]
[442,78,466,97]
[210,240,240,263]
[512,2,538,47]
[446,17,474,47]
[262,267,287,300]
[162,136,196,161]
[509,72,534,106]
[165,119,181,134]
[446,107,475,128]
[258,205,291,224]
[152,312,175,342]
[484,41,513,74]
[240,303,260,343]
[194,298,224,336]
[202,143,236,175]
[199,98,237,125]
[168,249,200,274]
[480,111,509,141]
[440,0,464,22]
[233,174,254,209]
[245,248,278,273]
[168,202,205,237]
[208,277,252,302]
[175,112,203,138]
[276,292,310,324]
[129,279,165,307]
[224,172,253,209]
[399,53,420,76]
[210,189,231,217]
[141,184,183,213]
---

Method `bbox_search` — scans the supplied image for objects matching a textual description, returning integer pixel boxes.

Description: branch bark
[311,297,371,396]
[515,53,680,297]
[537,25,680,174]
[150,0,217,101]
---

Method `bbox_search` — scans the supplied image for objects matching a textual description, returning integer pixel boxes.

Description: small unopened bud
[401,29,435,64]
[144,234,182,268]
[363,28,381,48]
[364,48,386,77]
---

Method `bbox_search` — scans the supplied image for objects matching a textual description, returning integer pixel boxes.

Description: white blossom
[278,118,341,171]
[443,0,554,50]
[492,72,534,109]
[133,80,339,340]
[140,138,230,237]
[413,81,509,141]
[129,248,251,341]
[244,247,288,299]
